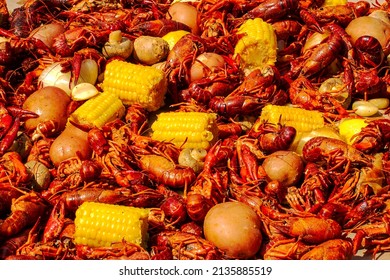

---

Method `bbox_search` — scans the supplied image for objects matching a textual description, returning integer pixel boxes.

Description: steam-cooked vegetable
[23,86,71,133]
[262,150,304,188]
[167,2,200,35]
[49,123,92,167]
[345,15,390,52]
[102,30,133,59]
[204,201,262,259]
[190,52,225,82]
[133,36,170,65]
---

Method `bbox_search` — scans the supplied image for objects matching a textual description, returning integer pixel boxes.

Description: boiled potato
[203,201,262,259]
[49,123,92,167]
[23,86,71,133]
[133,36,170,65]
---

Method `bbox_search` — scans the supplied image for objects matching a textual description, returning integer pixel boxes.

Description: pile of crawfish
[1,0,390,260]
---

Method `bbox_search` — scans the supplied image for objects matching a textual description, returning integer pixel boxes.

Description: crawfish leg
[0,117,20,156]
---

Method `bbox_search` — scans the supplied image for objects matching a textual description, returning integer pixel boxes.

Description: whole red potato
[49,123,92,167]
[23,86,71,133]
[262,150,304,188]
[203,201,262,259]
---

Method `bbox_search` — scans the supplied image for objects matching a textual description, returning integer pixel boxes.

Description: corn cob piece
[259,105,326,154]
[74,202,150,248]
[151,111,219,150]
[321,0,347,7]
[234,18,277,73]
[69,91,125,129]
[259,104,325,133]
[102,60,168,111]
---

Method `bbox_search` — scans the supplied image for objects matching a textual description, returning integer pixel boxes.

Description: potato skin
[23,86,71,133]
[262,150,304,188]
[203,201,262,259]
[133,36,170,65]
[49,123,92,167]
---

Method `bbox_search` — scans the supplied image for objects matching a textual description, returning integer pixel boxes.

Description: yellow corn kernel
[234,18,277,73]
[70,91,125,129]
[321,0,347,7]
[259,105,326,154]
[151,111,219,150]
[259,104,325,133]
[74,202,149,248]
[102,60,168,111]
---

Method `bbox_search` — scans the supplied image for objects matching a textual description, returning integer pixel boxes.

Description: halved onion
[38,59,98,95]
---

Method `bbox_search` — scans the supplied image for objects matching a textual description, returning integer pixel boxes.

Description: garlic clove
[71,83,99,101]
[79,59,98,85]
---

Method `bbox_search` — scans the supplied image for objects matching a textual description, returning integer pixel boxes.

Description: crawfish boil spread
[1,0,390,260]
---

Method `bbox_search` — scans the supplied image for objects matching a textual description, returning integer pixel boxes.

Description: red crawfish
[342,195,386,229]
[59,186,164,213]
[186,170,229,222]
[241,0,299,22]
[350,119,390,154]
[0,152,31,184]
[0,30,52,65]
[302,136,374,171]
[297,162,332,213]
[272,20,303,42]
[353,67,387,99]
[0,228,31,259]
[7,0,72,37]
[288,76,349,118]
[271,216,343,244]
[355,36,385,68]
[262,238,313,260]
[128,19,191,37]
[305,0,370,27]
[164,34,208,101]
[75,241,150,260]
[150,230,223,260]
[248,121,296,154]
[299,33,344,77]
[351,214,390,257]
[0,192,48,240]
[0,184,24,216]
[135,154,196,189]
[180,73,239,105]
[52,27,111,57]
[124,103,149,135]
[159,195,188,226]
[0,104,38,156]
[300,238,353,260]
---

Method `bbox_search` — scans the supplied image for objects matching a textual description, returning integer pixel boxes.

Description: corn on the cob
[70,91,125,129]
[259,104,325,133]
[151,111,219,150]
[259,105,326,154]
[102,60,168,111]
[321,0,347,7]
[74,202,149,248]
[234,18,277,73]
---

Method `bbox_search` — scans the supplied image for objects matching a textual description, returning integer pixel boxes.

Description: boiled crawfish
[300,238,353,259]
[303,136,374,170]
[150,230,223,260]
[0,192,48,240]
